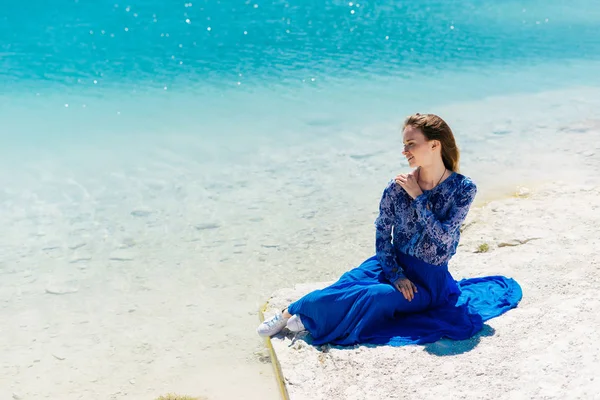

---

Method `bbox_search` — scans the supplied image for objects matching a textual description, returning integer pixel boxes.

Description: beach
[265,179,600,400]
[2,86,600,399]
[265,111,600,400]
[260,104,600,400]
[3,0,600,397]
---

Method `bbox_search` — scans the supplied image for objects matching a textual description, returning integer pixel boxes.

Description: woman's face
[402,125,435,168]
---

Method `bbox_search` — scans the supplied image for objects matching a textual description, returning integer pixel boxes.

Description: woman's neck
[417,162,447,190]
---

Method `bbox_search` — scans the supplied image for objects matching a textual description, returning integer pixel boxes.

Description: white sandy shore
[264,178,600,400]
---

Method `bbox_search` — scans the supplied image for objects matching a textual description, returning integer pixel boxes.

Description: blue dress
[287,173,522,346]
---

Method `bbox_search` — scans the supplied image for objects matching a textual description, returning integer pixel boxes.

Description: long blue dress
[287,172,522,346]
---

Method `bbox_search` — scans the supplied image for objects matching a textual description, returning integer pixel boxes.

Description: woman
[257,113,521,346]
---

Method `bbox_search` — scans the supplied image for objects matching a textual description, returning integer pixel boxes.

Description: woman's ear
[431,140,441,150]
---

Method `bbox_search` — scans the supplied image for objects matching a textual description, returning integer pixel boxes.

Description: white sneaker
[286,314,306,333]
[257,311,289,337]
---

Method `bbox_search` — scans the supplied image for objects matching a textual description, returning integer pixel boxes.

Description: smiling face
[402,125,438,168]
[402,113,460,172]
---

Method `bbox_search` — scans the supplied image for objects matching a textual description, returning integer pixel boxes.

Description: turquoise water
[2,1,600,399]
[2,0,600,149]
[3,0,600,88]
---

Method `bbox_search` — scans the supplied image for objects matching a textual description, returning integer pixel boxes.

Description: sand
[264,179,600,399]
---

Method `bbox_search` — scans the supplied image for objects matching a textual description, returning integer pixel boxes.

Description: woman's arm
[375,182,406,284]
[413,178,477,245]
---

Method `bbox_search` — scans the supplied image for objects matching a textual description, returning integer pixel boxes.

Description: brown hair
[403,113,460,172]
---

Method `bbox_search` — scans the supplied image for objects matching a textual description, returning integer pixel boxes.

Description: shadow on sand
[423,324,496,356]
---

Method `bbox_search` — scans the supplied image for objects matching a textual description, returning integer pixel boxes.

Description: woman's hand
[395,172,423,199]
[393,277,418,302]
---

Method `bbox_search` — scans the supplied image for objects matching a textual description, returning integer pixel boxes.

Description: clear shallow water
[2,1,600,399]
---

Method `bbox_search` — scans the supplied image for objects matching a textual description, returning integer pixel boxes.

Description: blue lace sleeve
[375,182,406,284]
[413,178,477,246]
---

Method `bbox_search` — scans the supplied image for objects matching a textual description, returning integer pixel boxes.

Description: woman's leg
[258,256,430,341]
[288,278,432,345]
